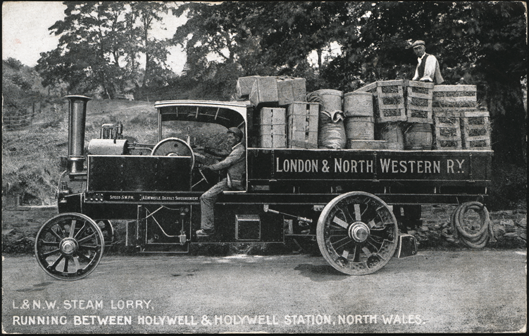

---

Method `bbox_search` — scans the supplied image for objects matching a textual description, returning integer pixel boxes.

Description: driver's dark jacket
[208,142,245,189]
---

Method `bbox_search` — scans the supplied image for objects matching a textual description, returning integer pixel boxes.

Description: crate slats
[376,80,407,123]
[461,110,491,150]
[407,81,434,124]
[432,85,477,92]
[433,85,477,110]
[433,111,462,149]
[287,102,319,149]
[260,107,287,148]
[355,82,378,93]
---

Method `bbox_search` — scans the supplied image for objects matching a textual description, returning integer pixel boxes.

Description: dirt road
[2,250,526,333]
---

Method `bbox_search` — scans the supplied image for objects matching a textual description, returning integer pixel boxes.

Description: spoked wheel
[35,213,105,280]
[317,191,399,275]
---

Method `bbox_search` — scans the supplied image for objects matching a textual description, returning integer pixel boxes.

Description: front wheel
[35,213,105,280]
[316,192,399,275]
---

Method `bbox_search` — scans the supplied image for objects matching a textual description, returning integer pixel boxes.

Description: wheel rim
[151,137,195,170]
[35,213,105,280]
[317,192,398,275]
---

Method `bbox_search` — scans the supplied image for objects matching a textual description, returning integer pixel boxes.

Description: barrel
[343,92,373,117]
[313,89,343,112]
[348,140,388,150]
[345,116,375,140]
[379,122,404,150]
[405,123,433,150]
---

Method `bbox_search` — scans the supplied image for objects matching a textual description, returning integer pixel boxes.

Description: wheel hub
[60,238,78,255]
[348,222,370,242]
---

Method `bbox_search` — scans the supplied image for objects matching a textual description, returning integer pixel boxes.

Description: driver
[196,127,245,237]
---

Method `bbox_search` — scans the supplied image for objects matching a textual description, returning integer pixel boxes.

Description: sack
[318,110,347,149]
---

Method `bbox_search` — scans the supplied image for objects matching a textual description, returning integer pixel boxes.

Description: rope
[451,201,496,248]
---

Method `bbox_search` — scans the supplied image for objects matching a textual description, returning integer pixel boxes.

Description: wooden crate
[260,107,286,148]
[236,76,261,98]
[461,110,491,150]
[433,85,477,111]
[244,76,306,106]
[249,77,280,106]
[277,77,306,106]
[376,80,407,122]
[407,81,434,124]
[287,102,319,149]
[433,111,462,149]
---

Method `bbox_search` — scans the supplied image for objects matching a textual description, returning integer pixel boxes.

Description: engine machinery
[35,95,493,280]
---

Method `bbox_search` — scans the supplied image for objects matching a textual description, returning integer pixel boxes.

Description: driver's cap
[227,127,243,139]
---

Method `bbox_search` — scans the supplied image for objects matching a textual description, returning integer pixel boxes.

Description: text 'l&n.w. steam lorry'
[34,94,493,280]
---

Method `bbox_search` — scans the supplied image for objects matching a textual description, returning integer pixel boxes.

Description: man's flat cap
[227,127,243,138]
[412,40,425,48]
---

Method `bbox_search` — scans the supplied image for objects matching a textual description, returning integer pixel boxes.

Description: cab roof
[154,100,252,129]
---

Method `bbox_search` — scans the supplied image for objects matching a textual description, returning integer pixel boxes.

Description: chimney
[65,95,91,174]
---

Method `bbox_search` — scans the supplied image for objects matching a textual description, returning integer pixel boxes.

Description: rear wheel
[35,213,105,280]
[317,192,399,275]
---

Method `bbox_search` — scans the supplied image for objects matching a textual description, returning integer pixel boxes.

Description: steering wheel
[151,137,196,170]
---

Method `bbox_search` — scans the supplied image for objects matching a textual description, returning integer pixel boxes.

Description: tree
[36,1,173,99]
[333,1,527,165]
[172,2,355,97]
[130,2,171,88]
[3,58,47,116]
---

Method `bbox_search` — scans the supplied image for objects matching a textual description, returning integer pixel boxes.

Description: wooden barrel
[348,140,388,149]
[379,122,404,150]
[343,92,373,117]
[405,123,433,150]
[313,89,343,112]
[345,116,375,140]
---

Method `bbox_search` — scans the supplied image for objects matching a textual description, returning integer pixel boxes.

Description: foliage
[36,1,172,99]
[172,1,526,166]
[333,1,527,165]
[2,58,48,116]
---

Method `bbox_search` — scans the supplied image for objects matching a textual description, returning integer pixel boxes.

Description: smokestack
[65,95,91,174]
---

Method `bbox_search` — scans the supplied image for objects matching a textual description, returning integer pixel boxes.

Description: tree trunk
[485,77,527,166]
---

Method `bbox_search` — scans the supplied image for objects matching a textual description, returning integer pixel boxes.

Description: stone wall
[416,204,526,248]
[2,205,58,253]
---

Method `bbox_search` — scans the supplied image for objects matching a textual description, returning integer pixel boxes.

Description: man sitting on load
[411,40,444,84]
[196,127,245,237]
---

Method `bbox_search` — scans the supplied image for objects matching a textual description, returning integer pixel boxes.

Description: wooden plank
[461,111,490,118]
[355,82,377,92]
[260,107,286,125]
[435,139,462,149]
[465,138,491,150]
[377,80,406,86]
[433,85,477,92]
[433,96,476,103]
[377,108,407,122]
[408,81,434,89]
